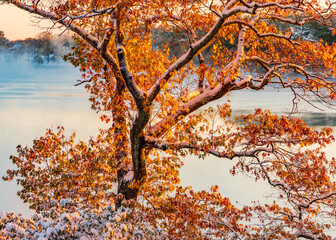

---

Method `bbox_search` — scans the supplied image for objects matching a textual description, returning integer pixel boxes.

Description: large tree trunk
[115,113,151,207]
[109,77,135,209]
[112,90,151,209]
[115,136,148,208]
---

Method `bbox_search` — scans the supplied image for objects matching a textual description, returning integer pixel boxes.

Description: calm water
[1,53,336,217]
[0,54,104,215]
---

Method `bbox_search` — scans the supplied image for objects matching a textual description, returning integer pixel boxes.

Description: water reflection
[300,112,336,126]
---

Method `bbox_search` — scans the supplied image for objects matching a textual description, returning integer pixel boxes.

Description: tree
[0,30,9,47]
[2,0,336,238]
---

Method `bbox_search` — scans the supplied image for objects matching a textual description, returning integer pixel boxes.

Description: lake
[1,53,336,217]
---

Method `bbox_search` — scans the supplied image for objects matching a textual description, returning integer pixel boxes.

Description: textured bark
[131,133,147,181]
[146,82,234,138]
[115,119,150,209]
[110,80,149,209]
[113,11,152,207]
[110,76,132,209]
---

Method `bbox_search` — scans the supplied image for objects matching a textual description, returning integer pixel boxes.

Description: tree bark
[109,76,134,209]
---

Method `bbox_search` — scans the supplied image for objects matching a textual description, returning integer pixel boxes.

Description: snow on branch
[145,136,274,159]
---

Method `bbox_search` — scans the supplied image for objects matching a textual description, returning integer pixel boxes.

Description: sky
[0,4,61,40]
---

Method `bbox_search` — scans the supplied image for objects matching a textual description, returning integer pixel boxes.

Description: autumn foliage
[2,0,336,238]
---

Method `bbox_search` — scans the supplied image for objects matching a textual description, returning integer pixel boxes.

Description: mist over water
[0,53,84,100]
[0,53,335,217]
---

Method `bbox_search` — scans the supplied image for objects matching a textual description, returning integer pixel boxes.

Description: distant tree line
[274,19,336,45]
[152,18,336,61]
[0,19,334,65]
[0,30,73,64]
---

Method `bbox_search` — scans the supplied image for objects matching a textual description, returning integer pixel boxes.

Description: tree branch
[65,7,115,21]
[146,0,262,103]
[8,1,123,84]
[146,78,234,137]
[113,11,145,109]
[145,137,274,159]
[202,208,242,240]
[74,73,101,86]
